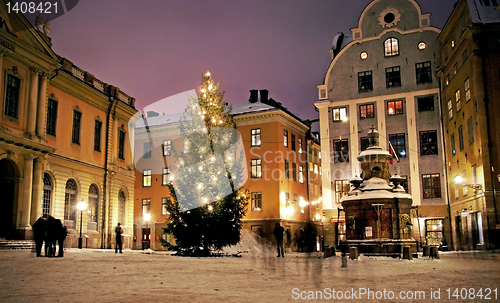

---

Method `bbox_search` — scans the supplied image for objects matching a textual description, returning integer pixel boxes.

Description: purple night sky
[49,0,457,128]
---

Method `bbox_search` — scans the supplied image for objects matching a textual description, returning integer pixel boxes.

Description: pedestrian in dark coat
[115,223,123,253]
[56,219,67,257]
[273,222,285,257]
[45,216,58,257]
[32,217,46,257]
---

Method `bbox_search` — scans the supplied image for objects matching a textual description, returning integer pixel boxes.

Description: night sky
[49,0,458,127]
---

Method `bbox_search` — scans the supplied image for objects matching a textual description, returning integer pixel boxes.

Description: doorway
[142,228,151,249]
[0,159,18,239]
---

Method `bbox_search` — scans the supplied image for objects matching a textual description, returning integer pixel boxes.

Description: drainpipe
[101,97,117,248]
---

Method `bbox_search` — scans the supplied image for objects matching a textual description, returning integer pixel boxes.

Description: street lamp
[77,199,87,249]
[454,175,483,191]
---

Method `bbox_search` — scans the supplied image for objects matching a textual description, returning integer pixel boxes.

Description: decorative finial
[35,14,44,32]
[367,126,379,147]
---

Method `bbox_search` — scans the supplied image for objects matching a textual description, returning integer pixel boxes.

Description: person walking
[32,217,46,257]
[273,222,285,257]
[115,223,123,253]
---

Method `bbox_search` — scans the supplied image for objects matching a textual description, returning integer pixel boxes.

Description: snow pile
[221,229,275,256]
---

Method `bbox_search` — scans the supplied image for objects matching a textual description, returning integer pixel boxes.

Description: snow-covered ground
[1,233,499,303]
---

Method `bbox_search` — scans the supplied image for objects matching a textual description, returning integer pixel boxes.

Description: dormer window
[384,38,399,57]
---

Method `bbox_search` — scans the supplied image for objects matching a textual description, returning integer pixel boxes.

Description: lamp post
[77,200,87,249]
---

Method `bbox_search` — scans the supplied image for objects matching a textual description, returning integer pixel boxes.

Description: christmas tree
[164,71,248,256]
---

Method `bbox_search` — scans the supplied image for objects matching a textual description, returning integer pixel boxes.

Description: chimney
[249,90,258,103]
[259,89,269,104]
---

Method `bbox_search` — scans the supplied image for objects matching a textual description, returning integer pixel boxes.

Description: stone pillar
[26,68,39,137]
[30,157,44,223]
[36,74,48,139]
[19,155,35,231]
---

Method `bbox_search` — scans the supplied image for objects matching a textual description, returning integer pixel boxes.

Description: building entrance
[142,228,151,250]
[0,159,18,239]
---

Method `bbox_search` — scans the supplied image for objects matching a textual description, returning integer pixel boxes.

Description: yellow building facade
[0,5,137,249]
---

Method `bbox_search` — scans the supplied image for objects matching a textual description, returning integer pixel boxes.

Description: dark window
[384,38,399,56]
[4,74,20,119]
[292,162,297,182]
[118,130,125,160]
[333,139,349,162]
[64,179,77,223]
[360,104,375,118]
[94,120,102,152]
[251,129,261,146]
[335,180,350,203]
[417,96,434,111]
[386,66,401,87]
[285,159,289,180]
[118,191,126,224]
[283,130,288,147]
[251,192,262,211]
[451,133,456,157]
[71,110,81,145]
[444,42,448,60]
[460,14,466,33]
[422,174,441,199]
[467,117,474,145]
[360,137,369,151]
[458,125,464,151]
[251,159,262,178]
[420,130,438,155]
[387,100,403,115]
[358,71,373,92]
[416,62,432,84]
[143,142,152,159]
[462,49,468,64]
[291,134,296,151]
[46,99,58,136]
[163,140,172,156]
[389,133,406,158]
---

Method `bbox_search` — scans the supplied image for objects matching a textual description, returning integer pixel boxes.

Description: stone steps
[0,239,36,250]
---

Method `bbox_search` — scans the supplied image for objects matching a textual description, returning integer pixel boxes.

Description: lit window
[251,159,262,178]
[142,199,151,216]
[384,38,399,56]
[464,78,471,103]
[360,104,375,118]
[143,169,152,187]
[332,107,347,122]
[451,29,456,48]
[163,140,172,156]
[299,165,304,183]
[251,192,262,211]
[447,99,453,120]
[314,164,318,174]
[162,168,169,185]
[161,197,171,215]
[387,100,403,115]
[251,129,261,146]
[283,130,288,147]
[298,138,302,153]
[456,89,461,112]
[335,180,350,203]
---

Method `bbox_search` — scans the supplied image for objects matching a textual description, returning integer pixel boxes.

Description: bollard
[402,246,412,260]
[341,254,348,268]
[422,245,429,257]
[430,246,440,259]
[349,247,359,260]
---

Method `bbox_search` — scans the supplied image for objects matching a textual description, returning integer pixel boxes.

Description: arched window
[118,191,126,225]
[42,173,52,218]
[88,184,99,231]
[64,179,77,229]
[384,38,399,57]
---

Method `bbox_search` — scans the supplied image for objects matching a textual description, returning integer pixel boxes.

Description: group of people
[33,216,68,257]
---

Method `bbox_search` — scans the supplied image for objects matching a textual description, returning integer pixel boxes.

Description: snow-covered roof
[134,112,184,128]
[230,102,276,115]
[467,0,500,24]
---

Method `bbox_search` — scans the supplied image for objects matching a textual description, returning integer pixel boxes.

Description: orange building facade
[133,90,322,251]
[0,6,137,249]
